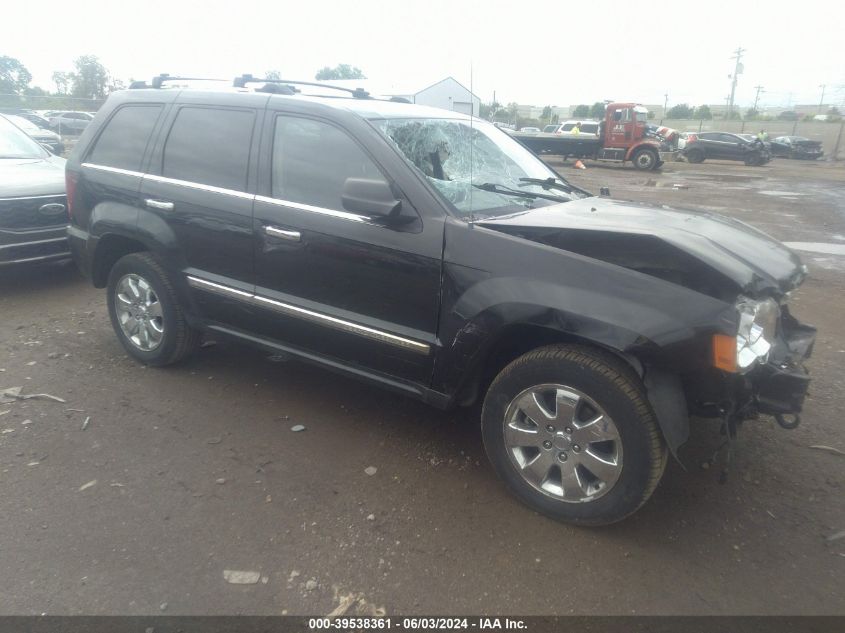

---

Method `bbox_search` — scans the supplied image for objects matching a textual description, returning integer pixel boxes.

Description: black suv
[683,132,771,165]
[66,77,815,525]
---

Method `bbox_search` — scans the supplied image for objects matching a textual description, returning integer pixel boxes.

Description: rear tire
[685,148,705,164]
[106,252,201,366]
[481,345,668,525]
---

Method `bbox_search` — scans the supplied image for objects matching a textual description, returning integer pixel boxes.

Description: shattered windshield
[373,117,584,218]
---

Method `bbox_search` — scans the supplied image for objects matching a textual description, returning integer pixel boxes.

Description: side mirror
[341,178,402,218]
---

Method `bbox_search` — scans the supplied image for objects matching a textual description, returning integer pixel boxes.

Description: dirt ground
[0,157,843,616]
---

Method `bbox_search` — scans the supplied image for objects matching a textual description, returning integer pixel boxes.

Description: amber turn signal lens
[712,334,738,373]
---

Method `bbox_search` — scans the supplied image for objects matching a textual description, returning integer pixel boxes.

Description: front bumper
[751,312,815,416]
[659,150,680,162]
[0,225,70,266]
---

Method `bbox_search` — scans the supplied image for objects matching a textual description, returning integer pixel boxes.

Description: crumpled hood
[0,155,66,198]
[478,197,806,299]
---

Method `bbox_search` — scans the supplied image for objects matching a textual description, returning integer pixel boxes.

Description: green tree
[52,71,72,94]
[315,64,366,80]
[70,55,110,99]
[573,104,590,117]
[666,103,693,119]
[0,56,32,94]
[745,108,759,120]
[589,102,605,119]
[265,70,282,80]
[693,104,712,120]
[23,86,48,96]
[541,105,552,123]
[506,102,519,123]
[551,113,559,124]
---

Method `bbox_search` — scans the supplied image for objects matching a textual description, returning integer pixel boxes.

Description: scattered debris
[66,408,85,413]
[26,361,37,366]
[826,530,845,542]
[109,482,125,487]
[364,466,378,476]
[305,578,318,591]
[366,514,375,521]
[47,352,60,359]
[223,570,261,584]
[290,424,306,432]
[200,340,217,348]
[267,353,289,362]
[0,410,9,417]
[215,478,226,485]
[288,570,301,583]
[766,510,776,519]
[21,419,33,426]
[261,576,269,584]
[78,480,98,492]
[809,445,845,457]
[159,602,168,612]
[1,387,66,404]
[326,587,386,618]
[81,416,91,431]
[28,461,40,466]
[206,436,223,445]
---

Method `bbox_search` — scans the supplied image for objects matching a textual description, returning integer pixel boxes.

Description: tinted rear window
[162,107,255,192]
[88,105,162,171]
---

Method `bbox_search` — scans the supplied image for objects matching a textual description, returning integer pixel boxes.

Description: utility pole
[727,46,746,118]
[753,85,764,112]
[819,84,826,113]
[663,92,668,118]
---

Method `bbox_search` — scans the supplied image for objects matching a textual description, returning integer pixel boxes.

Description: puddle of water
[684,173,763,183]
[758,190,807,196]
[784,242,845,256]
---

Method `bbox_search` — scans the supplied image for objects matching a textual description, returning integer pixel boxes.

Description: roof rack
[233,74,371,99]
[127,74,229,89]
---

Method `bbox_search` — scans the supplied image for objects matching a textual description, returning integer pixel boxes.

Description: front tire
[481,345,667,525]
[632,148,658,170]
[106,252,201,366]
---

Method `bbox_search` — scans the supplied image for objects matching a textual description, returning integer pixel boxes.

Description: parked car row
[1,114,65,155]
[679,131,824,165]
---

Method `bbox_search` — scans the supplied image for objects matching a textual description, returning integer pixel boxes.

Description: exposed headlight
[736,297,779,370]
[712,297,779,373]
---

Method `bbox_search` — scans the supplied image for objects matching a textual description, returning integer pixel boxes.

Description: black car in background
[682,131,771,165]
[0,115,69,266]
[770,136,824,160]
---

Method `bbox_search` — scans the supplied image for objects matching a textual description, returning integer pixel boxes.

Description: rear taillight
[687,134,698,143]
[65,170,78,221]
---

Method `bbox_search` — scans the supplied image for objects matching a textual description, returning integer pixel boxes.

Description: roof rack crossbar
[150,74,228,89]
[234,74,371,99]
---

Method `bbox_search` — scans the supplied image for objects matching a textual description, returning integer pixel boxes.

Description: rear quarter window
[162,107,255,192]
[88,105,163,171]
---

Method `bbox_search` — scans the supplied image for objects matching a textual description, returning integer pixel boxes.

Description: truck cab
[599,103,674,169]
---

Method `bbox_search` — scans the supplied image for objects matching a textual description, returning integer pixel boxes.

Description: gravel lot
[1,158,843,616]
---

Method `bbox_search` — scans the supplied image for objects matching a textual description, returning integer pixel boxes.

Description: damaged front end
[694,300,816,429]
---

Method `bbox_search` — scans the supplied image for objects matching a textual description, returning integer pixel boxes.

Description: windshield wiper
[518,177,590,197]
[473,182,571,204]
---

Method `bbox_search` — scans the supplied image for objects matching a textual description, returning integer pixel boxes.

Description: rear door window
[162,107,255,192]
[270,116,386,211]
[88,105,163,171]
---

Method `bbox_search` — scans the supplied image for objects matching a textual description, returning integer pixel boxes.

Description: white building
[320,77,480,117]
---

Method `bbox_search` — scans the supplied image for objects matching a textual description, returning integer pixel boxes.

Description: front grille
[0,194,68,230]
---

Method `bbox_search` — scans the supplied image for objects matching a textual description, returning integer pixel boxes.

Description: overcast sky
[4,0,844,109]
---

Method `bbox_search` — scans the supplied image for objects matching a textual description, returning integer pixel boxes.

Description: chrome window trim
[145,174,254,200]
[255,195,368,223]
[186,275,429,354]
[81,163,143,177]
[82,164,255,201]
